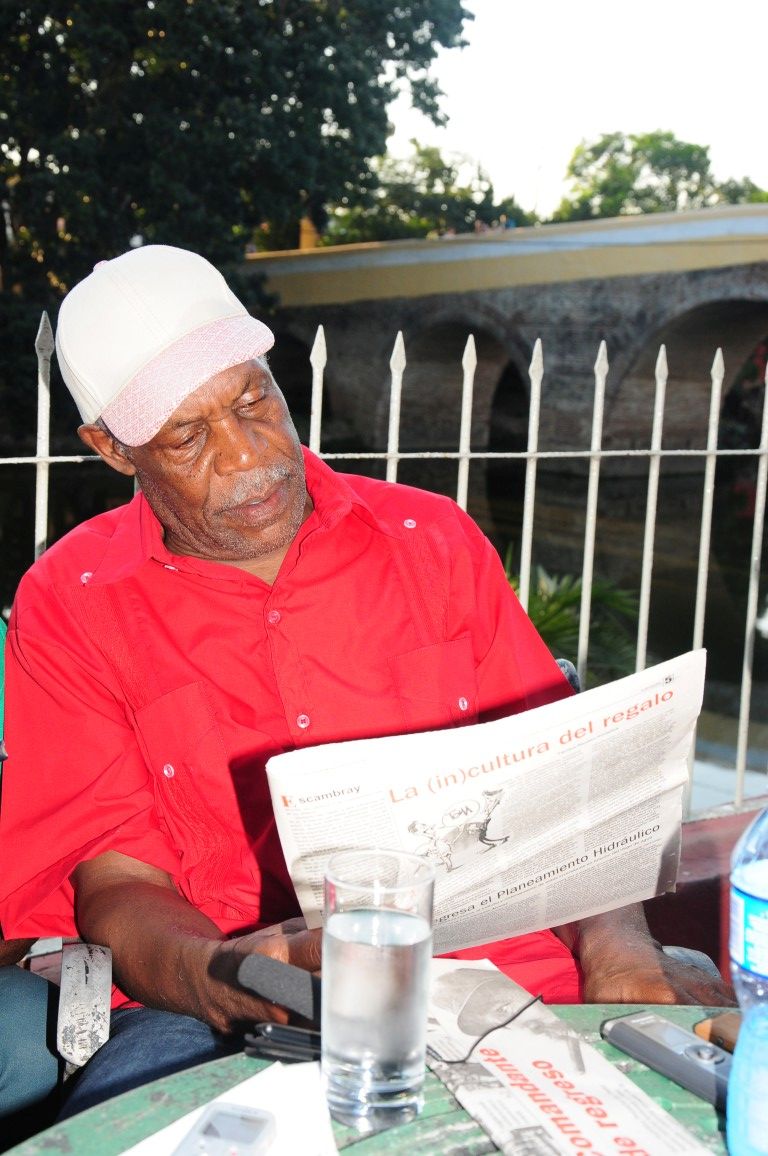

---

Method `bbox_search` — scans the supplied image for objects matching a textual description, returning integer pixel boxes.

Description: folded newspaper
[426,958,713,1155]
[266,650,705,954]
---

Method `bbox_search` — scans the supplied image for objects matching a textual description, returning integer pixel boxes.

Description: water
[728,810,768,1154]
[727,1007,768,1155]
[321,907,432,1132]
[731,858,768,1007]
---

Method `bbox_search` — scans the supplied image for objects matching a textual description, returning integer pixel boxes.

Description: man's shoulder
[16,501,137,596]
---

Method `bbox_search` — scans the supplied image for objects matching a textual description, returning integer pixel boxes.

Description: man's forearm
[74,874,227,1024]
[72,851,323,1032]
[0,937,37,967]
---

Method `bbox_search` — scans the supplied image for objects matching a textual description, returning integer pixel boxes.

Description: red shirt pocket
[389,634,479,733]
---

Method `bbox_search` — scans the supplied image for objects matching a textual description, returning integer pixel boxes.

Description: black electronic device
[600,1010,732,1111]
[244,1022,322,1063]
[237,954,321,1025]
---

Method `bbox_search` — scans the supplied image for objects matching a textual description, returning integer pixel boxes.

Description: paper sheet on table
[267,650,705,954]
[117,1061,337,1155]
[427,958,713,1155]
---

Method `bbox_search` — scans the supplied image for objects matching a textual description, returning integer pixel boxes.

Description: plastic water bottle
[730,808,768,1009]
[727,807,768,1154]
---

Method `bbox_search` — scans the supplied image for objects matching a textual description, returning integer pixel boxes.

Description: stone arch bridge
[247,204,768,465]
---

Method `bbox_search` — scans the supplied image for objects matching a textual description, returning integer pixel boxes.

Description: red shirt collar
[87,447,386,586]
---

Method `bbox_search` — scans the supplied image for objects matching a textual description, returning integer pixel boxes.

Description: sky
[387,0,768,218]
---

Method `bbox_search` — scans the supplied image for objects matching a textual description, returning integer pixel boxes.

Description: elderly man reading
[0,246,733,1119]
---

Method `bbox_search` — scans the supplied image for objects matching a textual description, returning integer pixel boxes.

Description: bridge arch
[604,296,768,453]
[374,308,532,532]
[255,212,768,682]
[596,294,768,682]
[270,326,365,453]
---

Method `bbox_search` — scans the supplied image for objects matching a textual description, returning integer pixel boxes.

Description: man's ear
[78,424,137,477]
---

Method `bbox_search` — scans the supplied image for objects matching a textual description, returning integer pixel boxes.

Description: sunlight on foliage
[505,554,639,687]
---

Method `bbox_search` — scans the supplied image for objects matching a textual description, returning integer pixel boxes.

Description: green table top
[8,1004,728,1154]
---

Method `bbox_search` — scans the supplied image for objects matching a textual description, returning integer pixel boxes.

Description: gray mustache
[220,463,295,509]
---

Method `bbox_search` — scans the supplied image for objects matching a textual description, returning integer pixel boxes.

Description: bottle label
[731,885,768,977]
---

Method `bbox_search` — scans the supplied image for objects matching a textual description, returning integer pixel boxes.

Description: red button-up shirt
[0,450,579,1002]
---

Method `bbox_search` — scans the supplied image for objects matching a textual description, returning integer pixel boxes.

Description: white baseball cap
[55,244,275,446]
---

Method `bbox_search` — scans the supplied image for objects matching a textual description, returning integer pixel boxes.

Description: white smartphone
[170,1102,276,1156]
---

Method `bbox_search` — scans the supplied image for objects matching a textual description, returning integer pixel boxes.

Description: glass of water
[321,847,435,1133]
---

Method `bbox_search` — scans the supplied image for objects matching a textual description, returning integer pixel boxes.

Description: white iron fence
[4,315,768,817]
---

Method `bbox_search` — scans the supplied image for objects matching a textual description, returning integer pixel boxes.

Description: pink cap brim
[101,313,274,446]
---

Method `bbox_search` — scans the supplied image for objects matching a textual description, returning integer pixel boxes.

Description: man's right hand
[208,918,322,1030]
[72,851,321,1034]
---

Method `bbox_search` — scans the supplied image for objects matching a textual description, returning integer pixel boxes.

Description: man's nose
[213,417,267,474]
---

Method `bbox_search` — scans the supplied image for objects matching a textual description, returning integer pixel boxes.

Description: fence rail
[4,314,768,817]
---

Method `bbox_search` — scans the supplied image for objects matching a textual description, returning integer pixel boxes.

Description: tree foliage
[323,141,535,243]
[552,130,767,222]
[0,1,469,300]
[505,562,639,688]
[0,0,469,441]
[715,176,768,206]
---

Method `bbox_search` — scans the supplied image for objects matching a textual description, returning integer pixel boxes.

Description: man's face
[126,359,309,574]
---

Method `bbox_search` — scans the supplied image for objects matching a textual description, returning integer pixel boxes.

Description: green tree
[715,177,768,205]
[552,130,766,222]
[323,140,535,243]
[0,1,469,439]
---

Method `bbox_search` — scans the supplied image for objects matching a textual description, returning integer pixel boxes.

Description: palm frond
[505,560,639,687]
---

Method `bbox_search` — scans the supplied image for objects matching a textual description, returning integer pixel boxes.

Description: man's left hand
[580,942,737,1006]
[554,904,737,1007]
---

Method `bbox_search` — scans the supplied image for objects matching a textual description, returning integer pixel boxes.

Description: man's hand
[208,918,322,1031]
[554,904,737,1007]
[72,852,322,1034]
[580,942,737,1006]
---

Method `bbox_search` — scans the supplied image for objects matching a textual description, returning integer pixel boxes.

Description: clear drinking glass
[321,848,435,1133]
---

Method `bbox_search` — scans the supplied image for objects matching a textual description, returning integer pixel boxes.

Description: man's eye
[172,431,199,450]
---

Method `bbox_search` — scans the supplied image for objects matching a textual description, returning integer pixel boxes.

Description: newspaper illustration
[266,650,705,954]
[426,958,713,1155]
